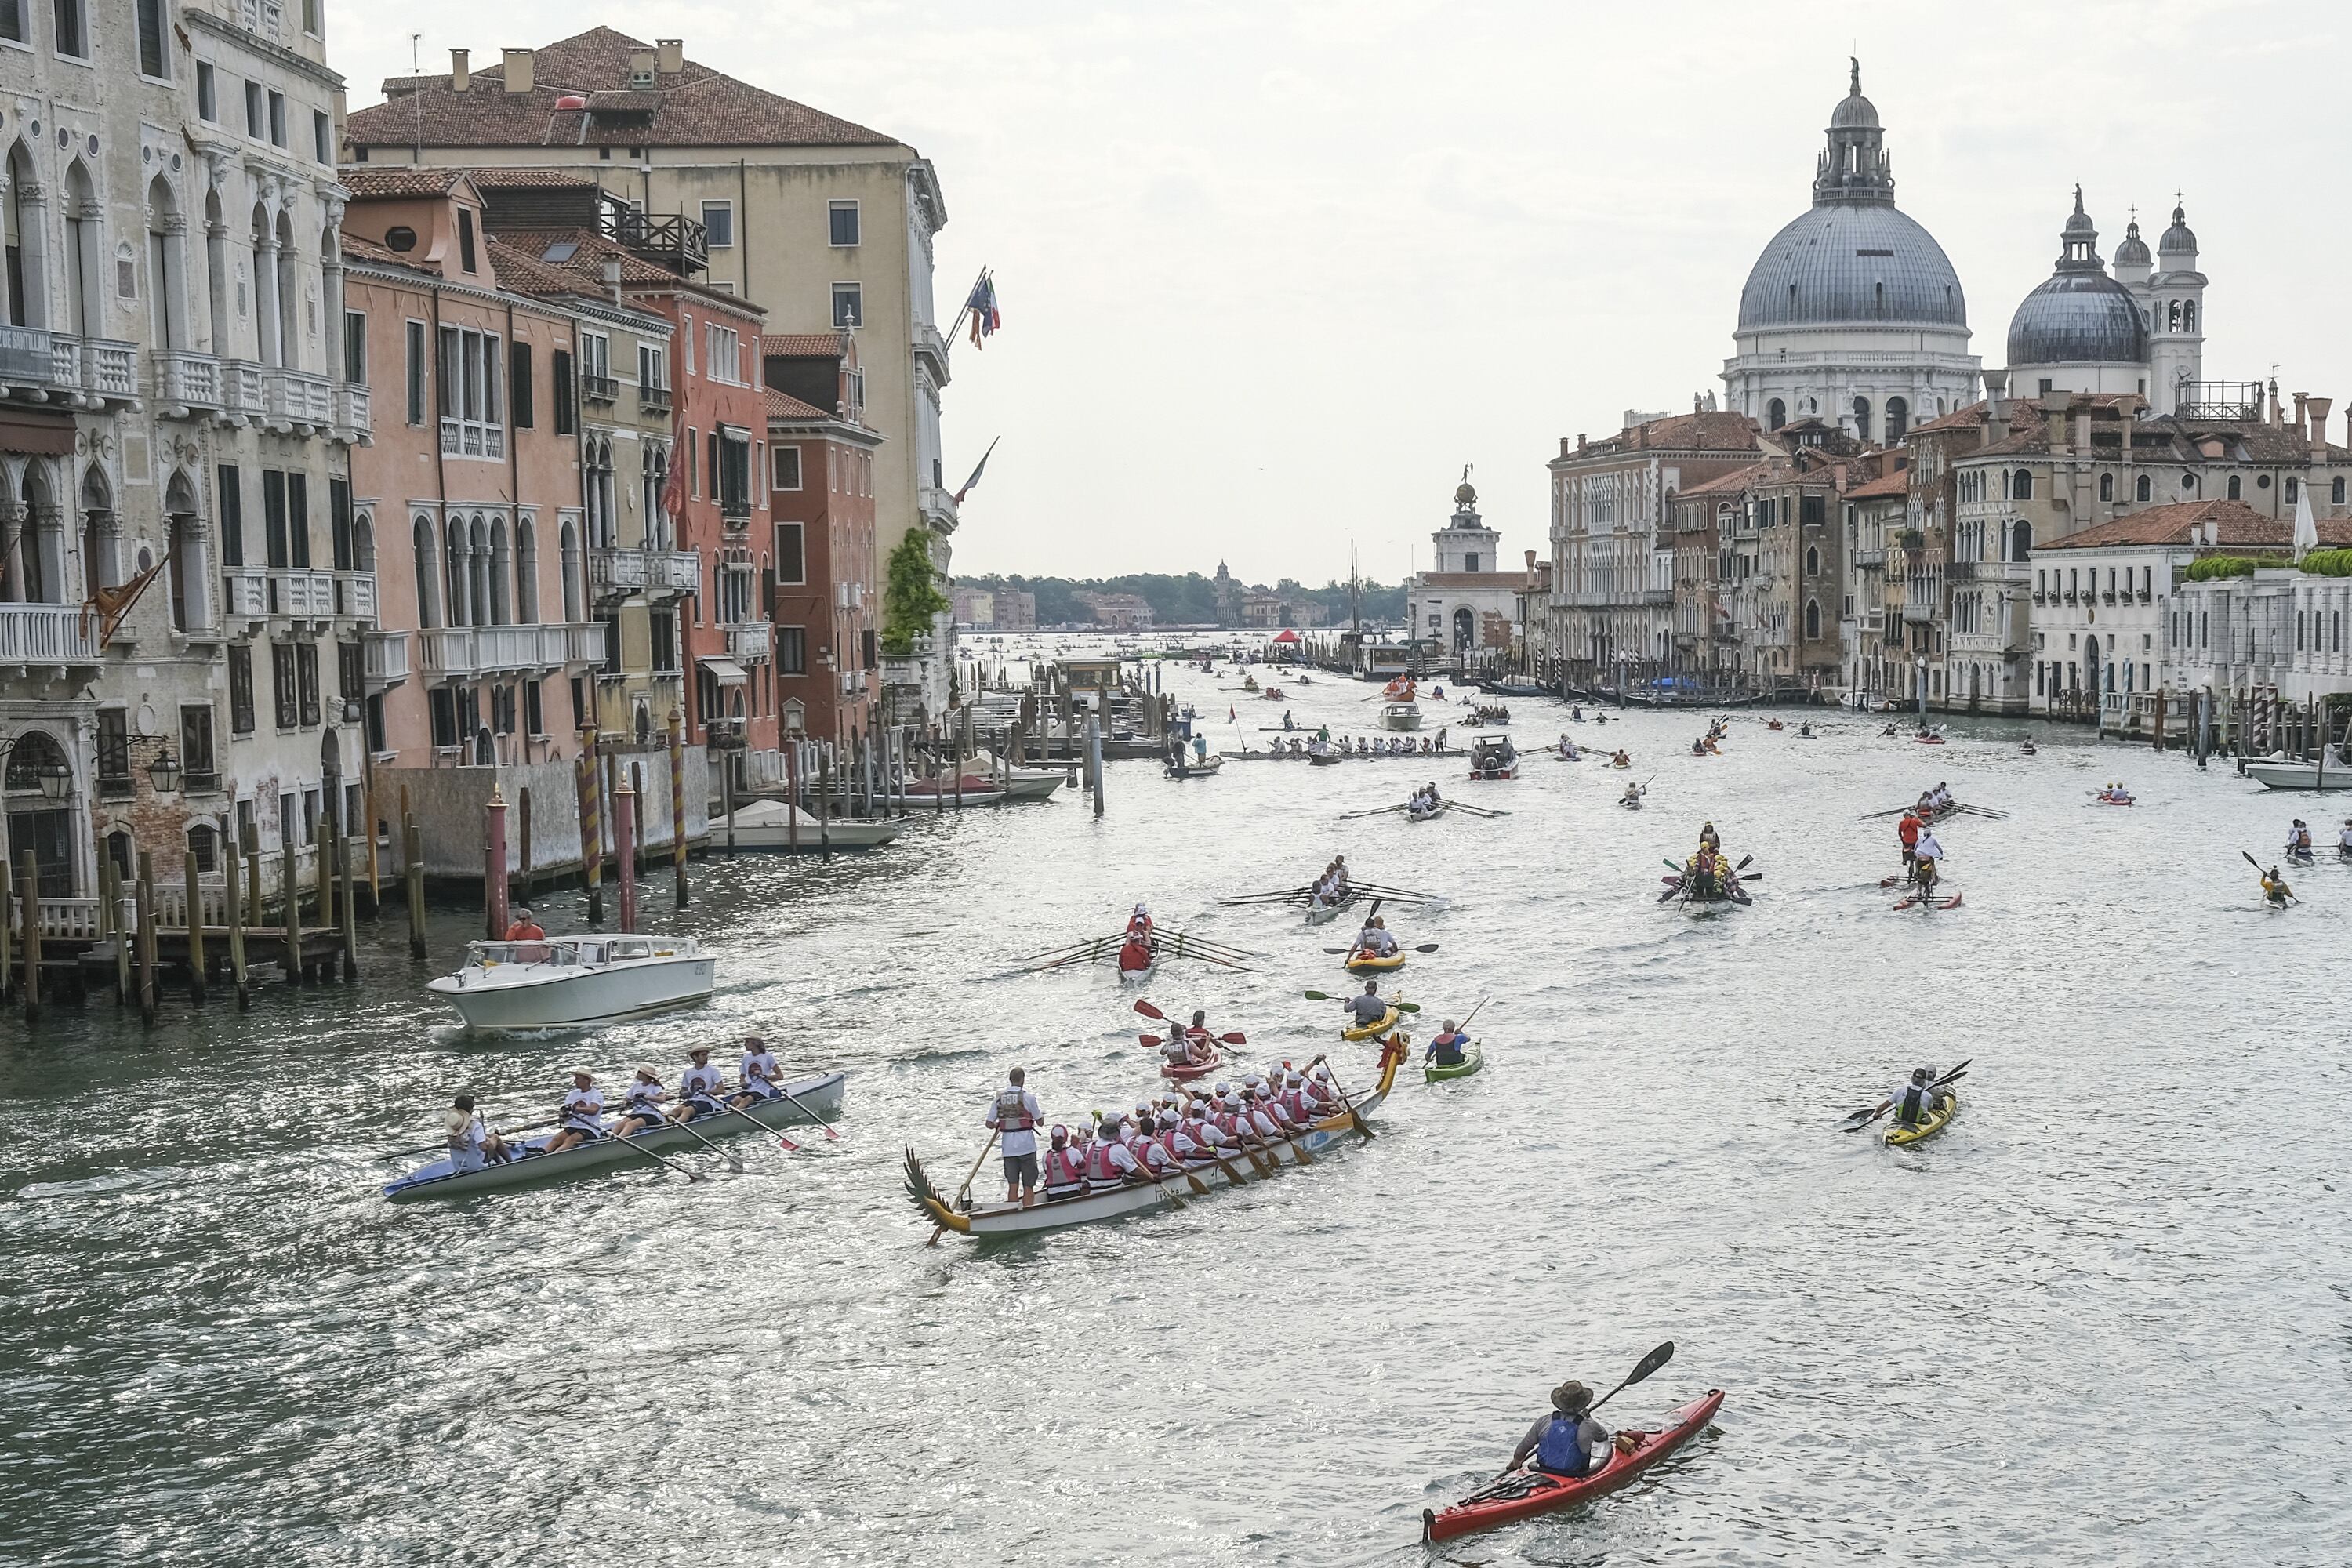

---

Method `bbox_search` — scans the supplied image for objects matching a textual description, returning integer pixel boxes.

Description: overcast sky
[340,2,2347,586]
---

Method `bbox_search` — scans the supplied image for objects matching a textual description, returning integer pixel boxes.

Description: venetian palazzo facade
[2,0,367,909]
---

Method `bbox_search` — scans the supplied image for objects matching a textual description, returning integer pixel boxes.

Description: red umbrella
[1272,629,1301,643]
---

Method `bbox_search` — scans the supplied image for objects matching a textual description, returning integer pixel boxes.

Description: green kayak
[1425,1044,1483,1082]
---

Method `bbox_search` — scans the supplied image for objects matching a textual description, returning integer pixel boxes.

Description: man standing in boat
[987,1067,1044,1207]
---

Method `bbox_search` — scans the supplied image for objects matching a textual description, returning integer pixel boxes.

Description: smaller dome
[1830,58,1878,128]
[2114,220,2151,267]
[2007,271,2149,368]
[2061,186,2095,240]
[2160,202,2198,255]
[1454,480,1477,506]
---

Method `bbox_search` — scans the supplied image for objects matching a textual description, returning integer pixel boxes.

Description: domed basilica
[1722,64,2210,435]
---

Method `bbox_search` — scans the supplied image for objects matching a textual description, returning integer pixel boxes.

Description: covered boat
[2243,755,2352,791]
[717,799,901,851]
[1381,701,1424,732]
[425,936,715,1030]
[384,1070,846,1200]
[906,1041,1406,1238]
[1468,736,1519,780]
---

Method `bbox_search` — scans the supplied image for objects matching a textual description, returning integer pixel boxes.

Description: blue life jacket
[1535,1414,1591,1476]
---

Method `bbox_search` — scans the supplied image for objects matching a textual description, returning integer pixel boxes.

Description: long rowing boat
[383,1070,848,1201]
[906,1041,1406,1238]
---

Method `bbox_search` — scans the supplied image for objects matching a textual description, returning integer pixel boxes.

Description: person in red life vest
[1301,1065,1341,1116]
[1896,810,1924,881]
[985,1067,1044,1208]
[1087,1112,1141,1188]
[1127,903,1152,938]
[1182,1010,1218,1065]
[503,906,547,942]
[1178,1100,1225,1158]
[1040,1125,1087,1200]
[1117,924,1155,974]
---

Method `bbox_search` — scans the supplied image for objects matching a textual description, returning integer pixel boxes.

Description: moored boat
[1421,1389,1726,1542]
[425,936,716,1030]
[906,1040,1406,1239]
[717,799,902,851]
[384,1070,847,1200]
[1164,753,1225,779]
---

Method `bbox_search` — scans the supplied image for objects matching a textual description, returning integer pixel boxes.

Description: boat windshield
[465,939,607,968]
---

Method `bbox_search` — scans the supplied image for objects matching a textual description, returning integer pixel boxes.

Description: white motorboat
[2242,754,2352,791]
[426,936,715,1030]
[719,799,902,850]
[973,751,1069,800]
[384,1070,847,1201]
[1381,701,1424,732]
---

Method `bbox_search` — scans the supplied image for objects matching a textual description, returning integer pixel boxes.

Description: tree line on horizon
[956,572,1407,627]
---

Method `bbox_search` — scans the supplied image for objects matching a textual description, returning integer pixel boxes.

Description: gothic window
[2136,474,2151,502]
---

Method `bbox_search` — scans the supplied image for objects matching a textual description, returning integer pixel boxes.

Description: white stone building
[1409,474,1536,662]
[2,0,365,915]
[1722,62,1980,442]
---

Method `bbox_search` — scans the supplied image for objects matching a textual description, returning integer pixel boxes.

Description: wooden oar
[604,1127,703,1182]
[379,1112,562,1163]
[1340,804,1407,821]
[715,1097,808,1153]
[662,1109,747,1172]
[1311,1052,1376,1142]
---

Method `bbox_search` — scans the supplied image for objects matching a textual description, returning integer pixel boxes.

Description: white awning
[702,658,749,687]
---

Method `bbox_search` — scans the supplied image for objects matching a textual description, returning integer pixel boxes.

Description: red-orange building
[765,334,883,744]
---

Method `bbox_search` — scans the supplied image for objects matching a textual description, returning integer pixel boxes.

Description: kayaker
[1357,919,1399,959]
[1896,809,1923,877]
[1040,1125,1086,1200]
[1427,1022,1469,1068]
[612,1066,670,1138]
[1504,1381,1637,1479]
[985,1066,1044,1207]
[1620,781,1642,806]
[1698,822,1721,853]
[503,906,547,942]
[1890,1067,1937,1127]
[1182,1011,1217,1063]
[2339,818,2352,855]
[1345,980,1389,1029]
[443,1094,503,1171]
[2263,865,2293,907]
[730,1037,783,1109]
[2287,819,2314,855]
[672,1045,726,1123]
[544,1068,606,1154]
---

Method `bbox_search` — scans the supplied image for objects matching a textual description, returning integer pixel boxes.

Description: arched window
[2183,473,2199,495]
[354,511,376,574]
[2011,519,2031,562]
[412,517,439,629]
[1805,546,1820,576]
[2168,300,2182,330]
[2015,470,2034,500]
[203,185,227,354]
[468,517,491,628]
[251,204,278,365]
[1766,398,1785,430]
[2100,473,2113,503]
[187,821,219,874]
[559,520,582,623]
[165,470,204,633]
[2136,474,2151,502]
[1886,396,1908,442]
[78,465,115,600]
[146,175,184,351]
[273,209,298,371]
[1852,397,1871,441]
[445,517,470,626]
[2,728,66,791]
[1804,600,1821,641]
[516,520,539,622]
[488,519,511,625]
[2183,301,2196,332]
[63,161,100,339]
[5,141,47,328]
[2227,474,2241,500]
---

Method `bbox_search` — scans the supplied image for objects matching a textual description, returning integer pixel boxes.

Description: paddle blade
[1626,1340,1675,1385]
[1302,990,1333,1001]
[1662,859,1683,871]
[1133,1000,1167,1021]
[1395,1001,1421,1014]
[1735,855,1754,870]
[1413,943,1439,953]
[1221,1032,1248,1044]
[1140,1033,1163,1047]
[775,1133,801,1152]
[1658,887,1680,903]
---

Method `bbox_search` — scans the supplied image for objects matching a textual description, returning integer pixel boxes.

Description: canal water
[3,651,2347,1566]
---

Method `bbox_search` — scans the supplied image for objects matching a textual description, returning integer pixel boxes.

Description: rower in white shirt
[1085,1112,1141,1187]
[442,1094,504,1171]
[545,1067,606,1153]
[729,1036,782,1109]
[612,1066,670,1138]
[671,1045,727,1123]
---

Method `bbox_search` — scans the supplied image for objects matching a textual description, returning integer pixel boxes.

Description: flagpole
[946,264,991,352]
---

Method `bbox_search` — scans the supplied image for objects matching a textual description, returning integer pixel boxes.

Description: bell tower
[2148,198,2206,414]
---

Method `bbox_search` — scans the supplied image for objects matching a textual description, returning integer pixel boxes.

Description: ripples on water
[4,661,2350,1566]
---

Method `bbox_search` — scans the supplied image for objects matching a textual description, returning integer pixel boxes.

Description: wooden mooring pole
[226,815,250,1011]
[668,707,688,909]
[183,847,208,1005]
[615,775,638,934]
[134,851,157,1028]
[402,789,426,961]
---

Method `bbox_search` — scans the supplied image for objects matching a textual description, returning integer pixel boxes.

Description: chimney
[2310,397,2334,459]
[1983,369,2009,445]
[602,258,622,306]
[656,38,684,74]
[630,48,656,85]
[503,48,534,93]
[450,49,470,92]
[2071,396,2091,457]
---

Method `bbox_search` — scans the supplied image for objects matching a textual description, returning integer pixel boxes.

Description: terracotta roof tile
[764,389,832,420]
[463,166,597,189]
[761,332,849,358]
[1677,459,1776,498]
[2036,499,2352,550]
[347,27,897,151]
[340,168,471,198]
[339,232,421,267]
[1845,462,1912,500]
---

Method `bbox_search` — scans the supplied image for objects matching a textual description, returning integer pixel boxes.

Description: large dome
[2006,272,2147,366]
[1737,204,1969,330]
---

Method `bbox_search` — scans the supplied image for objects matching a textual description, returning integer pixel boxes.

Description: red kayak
[1162,1045,1221,1082]
[1422,1389,1724,1543]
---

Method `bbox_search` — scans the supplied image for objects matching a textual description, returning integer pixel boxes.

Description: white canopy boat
[906,1041,1405,1238]
[426,935,716,1030]
[719,799,902,850]
[383,1070,846,1201]
[1381,701,1424,732]
[2242,754,2352,791]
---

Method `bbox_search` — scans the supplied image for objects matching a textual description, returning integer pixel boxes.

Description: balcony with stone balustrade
[0,602,102,668]
[590,546,700,599]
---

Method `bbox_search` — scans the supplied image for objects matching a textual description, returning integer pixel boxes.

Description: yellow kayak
[1341,1004,1399,1041]
[1885,1088,1958,1147]
[1343,950,1407,975]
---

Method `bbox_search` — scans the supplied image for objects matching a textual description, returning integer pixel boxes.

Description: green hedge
[881,531,950,655]
[2183,555,2262,581]
[2301,548,2352,578]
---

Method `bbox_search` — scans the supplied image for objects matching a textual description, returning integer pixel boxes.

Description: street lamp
[145,745,182,795]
